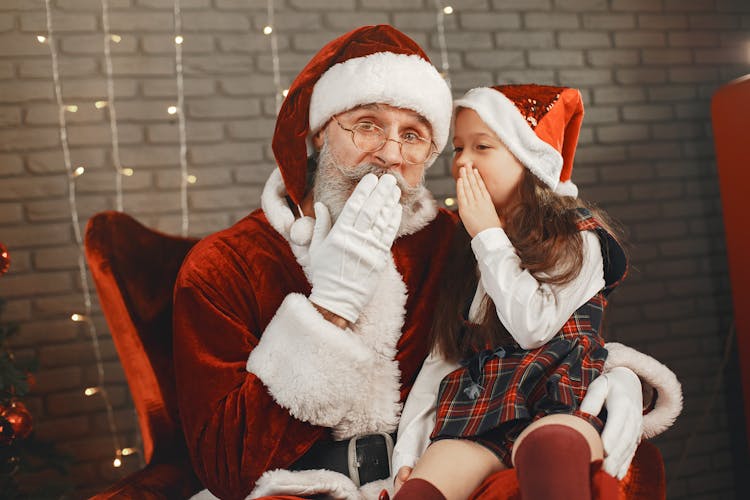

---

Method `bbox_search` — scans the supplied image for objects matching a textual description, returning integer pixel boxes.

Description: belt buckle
[347,432,394,487]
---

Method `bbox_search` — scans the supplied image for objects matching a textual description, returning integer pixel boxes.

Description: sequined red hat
[454,84,584,197]
[272,25,452,205]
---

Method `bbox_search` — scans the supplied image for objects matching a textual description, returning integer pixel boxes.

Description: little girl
[389,85,628,500]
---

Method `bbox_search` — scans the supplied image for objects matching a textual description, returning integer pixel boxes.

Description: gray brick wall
[1,0,748,497]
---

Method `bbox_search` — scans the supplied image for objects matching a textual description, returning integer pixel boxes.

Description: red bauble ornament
[0,242,9,276]
[0,401,32,440]
[0,415,14,445]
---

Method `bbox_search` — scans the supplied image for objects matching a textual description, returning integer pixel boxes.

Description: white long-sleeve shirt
[392,226,605,475]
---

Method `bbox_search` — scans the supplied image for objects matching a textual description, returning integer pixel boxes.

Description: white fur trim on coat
[604,342,683,439]
[310,52,452,154]
[247,293,377,427]
[455,87,563,191]
[248,469,391,500]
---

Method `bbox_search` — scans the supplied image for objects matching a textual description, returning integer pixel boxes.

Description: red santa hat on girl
[454,84,584,197]
[272,25,453,205]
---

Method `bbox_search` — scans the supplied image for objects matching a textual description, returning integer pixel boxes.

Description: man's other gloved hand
[580,366,643,479]
[308,173,402,324]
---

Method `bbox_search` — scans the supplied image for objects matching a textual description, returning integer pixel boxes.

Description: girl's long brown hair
[430,171,626,362]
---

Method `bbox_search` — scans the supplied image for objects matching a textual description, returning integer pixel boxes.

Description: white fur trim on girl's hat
[309,52,452,155]
[454,87,563,191]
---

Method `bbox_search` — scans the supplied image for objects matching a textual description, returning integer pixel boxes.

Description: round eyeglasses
[334,118,437,165]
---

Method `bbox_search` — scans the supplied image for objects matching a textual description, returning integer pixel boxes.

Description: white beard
[312,141,431,237]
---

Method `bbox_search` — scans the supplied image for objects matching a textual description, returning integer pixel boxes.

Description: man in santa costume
[173,25,682,500]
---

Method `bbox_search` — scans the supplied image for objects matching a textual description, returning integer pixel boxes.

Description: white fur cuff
[247,293,376,428]
[604,342,683,439]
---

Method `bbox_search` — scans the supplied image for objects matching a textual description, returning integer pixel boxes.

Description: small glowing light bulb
[65,105,78,113]
[37,35,47,43]
[73,166,85,177]
[71,313,86,322]
[121,448,137,456]
[95,100,108,109]
[167,106,178,115]
[84,387,99,396]
[444,197,455,207]
[110,34,122,43]
[113,457,122,467]
[282,89,289,97]
[122,168,134,177]
[263,26,273,35]
[443,6,454,14]
[175,35,184,45]
[187,174,197,184]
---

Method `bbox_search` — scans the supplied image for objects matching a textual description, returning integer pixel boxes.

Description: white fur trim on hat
[555,179,579,198]
[309,52,452,154]
[455,87,563,190]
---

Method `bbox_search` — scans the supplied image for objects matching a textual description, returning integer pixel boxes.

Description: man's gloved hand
[580,366,643,479]
[308,173,402,324]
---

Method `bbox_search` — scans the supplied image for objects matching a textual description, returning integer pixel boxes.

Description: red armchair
[85,211,203,499]
[84,211,666,499]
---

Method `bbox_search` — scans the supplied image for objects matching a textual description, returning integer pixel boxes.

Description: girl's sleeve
[392,351,460,475]
[471,227,605,350]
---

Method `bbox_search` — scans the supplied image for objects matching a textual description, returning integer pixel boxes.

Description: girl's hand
[456,166,502,238]
[394,466,412,494]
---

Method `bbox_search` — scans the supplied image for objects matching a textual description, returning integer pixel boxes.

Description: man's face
[312,103,434,189]
[311,104,434,233]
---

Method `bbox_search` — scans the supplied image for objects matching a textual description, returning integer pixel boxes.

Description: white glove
[308,173,402,323]
[580,366,643,479]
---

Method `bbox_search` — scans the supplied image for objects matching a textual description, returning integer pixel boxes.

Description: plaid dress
[430,209,627,466]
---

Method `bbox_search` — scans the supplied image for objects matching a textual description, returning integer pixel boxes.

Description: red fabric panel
[84,211,198,463]
[711,74,750,452]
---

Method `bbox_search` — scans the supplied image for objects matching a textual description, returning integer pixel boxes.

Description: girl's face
[451,108,526,211]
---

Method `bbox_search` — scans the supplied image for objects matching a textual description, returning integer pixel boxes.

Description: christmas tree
[0,243,72,499]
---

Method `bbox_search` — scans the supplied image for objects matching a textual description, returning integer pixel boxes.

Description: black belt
[290,432,395,486]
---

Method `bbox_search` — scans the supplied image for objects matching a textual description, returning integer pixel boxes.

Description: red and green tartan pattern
[430,299,608,454]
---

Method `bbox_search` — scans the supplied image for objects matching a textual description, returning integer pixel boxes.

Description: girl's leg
[511,414,612,500]
[394,439,507,500]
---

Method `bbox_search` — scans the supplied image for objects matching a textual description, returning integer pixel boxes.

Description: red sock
[590,459,619,500]
[392,478,446,500]
[514,424,592,500]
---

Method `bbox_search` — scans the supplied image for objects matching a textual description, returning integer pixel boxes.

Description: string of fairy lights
[41,0,134,470]
[265,0,287,113]
[37,0,454,472]
[173,0,191,236]
[100,0,129,213]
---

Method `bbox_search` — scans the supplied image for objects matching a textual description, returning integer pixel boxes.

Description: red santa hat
[272,25,453,205]
[454,84,584,197]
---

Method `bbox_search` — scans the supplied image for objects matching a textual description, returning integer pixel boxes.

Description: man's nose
[375,137,405,168]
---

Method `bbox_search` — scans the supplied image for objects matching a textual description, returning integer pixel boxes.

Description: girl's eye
[452,147,463,154]
[477,144,491,150]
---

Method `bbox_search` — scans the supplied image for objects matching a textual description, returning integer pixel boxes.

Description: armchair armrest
[89,457,203,500]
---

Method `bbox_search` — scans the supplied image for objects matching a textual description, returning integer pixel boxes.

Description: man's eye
[402,131,421,143]
[356,122,377,132]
